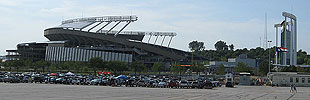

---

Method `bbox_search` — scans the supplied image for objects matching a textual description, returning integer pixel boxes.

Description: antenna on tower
[260,37,261,47]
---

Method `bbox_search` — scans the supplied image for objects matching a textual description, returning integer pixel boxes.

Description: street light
[268,40,272,73]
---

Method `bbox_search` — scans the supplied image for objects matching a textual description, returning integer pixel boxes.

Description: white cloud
[0,0,21,6]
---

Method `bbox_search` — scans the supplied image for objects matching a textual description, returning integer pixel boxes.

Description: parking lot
[0,83,309,100]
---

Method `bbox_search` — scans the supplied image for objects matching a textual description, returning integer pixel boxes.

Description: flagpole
[268,41,272,73]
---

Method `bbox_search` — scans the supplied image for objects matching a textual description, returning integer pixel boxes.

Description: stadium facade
[6,15,204,67]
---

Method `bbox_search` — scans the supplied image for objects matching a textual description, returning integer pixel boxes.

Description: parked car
[22,76,31,83]
[137,80,147,87]
[179,80,189,88]
[71,78,80,85]
[167,80,178,88]
[158,81,167,88]
[32,75,45,83]
[190,81,200,88]
[9,76,21,83]
[3,75,10,83]
[199,80,213,89]
[0,75,5,82]
[90,79,100,85]
[125,79,135,87]
[55,78,64,84]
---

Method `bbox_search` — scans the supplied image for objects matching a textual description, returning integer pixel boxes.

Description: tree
[189,63,206,75]
[297,49,307,64]
[49,63,57,73]
[63,61,74,72]
[89,57,104,75]
[130,61,145,75]
[41,60,49,73]
[197,63,206,75]
[107,61,128,75]
[188,41,205,52]
[304,58,310,65]
[229,44,234,51]
[171,63,186,75]
[74,62,85,73]
[82,66,89,73]
[3,61,13,71]
[281,65,297,72]
[217,64,225,75]
[151,62,163,75]
[100,61,108,72]
[258,61,269,76]
[24,60,33,72]
[296,66,304,72]
[234,62,251,73]
[34,60,49,73]
[215,40,228,51]
[0,59,2,68]
[304,67,310,73]
[10,60,25,72]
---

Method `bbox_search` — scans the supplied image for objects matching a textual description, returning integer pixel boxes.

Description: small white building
[239,72,251,85]
[268,72,310,87]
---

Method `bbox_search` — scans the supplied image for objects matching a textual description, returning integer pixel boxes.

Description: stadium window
[290,77,293,83]
[302,78,305,83]
[296,78,299,83]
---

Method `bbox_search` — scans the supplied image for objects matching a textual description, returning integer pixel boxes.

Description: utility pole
[268,40,272,73]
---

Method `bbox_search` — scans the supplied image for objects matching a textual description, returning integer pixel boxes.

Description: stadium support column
[154,35,159,45]
[106,21,121,34]
[290,18,294,65]
[161,36,166,46]
[80,22,95,31]
[284,16,287,65]
[88,22,103,32]
[115,21,131,37]
[275,26,278,65]
[294,19,297,65]
[168,36,173,47]
[147,35,152,43]
[274,24,281,70]
[96,22,111,33]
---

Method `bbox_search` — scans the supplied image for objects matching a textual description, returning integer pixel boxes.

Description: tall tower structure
[274,12,297,66]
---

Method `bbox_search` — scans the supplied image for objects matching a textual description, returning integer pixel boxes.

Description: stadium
[6,15,204,67]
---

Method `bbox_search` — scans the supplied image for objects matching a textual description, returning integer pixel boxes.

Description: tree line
[0,57,207,75]
[189,40,310,75]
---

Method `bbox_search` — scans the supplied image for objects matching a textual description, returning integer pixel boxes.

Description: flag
[276,47,288,52]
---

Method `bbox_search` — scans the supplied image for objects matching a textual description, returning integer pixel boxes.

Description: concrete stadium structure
[6,15,204,67]
[274,12,297,66]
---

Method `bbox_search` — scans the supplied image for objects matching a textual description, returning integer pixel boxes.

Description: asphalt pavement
[0,83,308,100]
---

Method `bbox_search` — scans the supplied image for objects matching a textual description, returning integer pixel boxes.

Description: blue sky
[0,0,309,55]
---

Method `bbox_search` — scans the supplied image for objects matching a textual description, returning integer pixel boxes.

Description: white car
[179,81,189,88]
[158,82,167,88]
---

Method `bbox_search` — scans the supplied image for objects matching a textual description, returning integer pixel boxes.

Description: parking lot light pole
[268,41,272,73]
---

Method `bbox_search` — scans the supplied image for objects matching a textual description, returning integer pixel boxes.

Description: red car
[168,80,179,88]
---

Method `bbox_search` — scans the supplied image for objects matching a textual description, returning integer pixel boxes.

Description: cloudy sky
[0,0,309,55]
